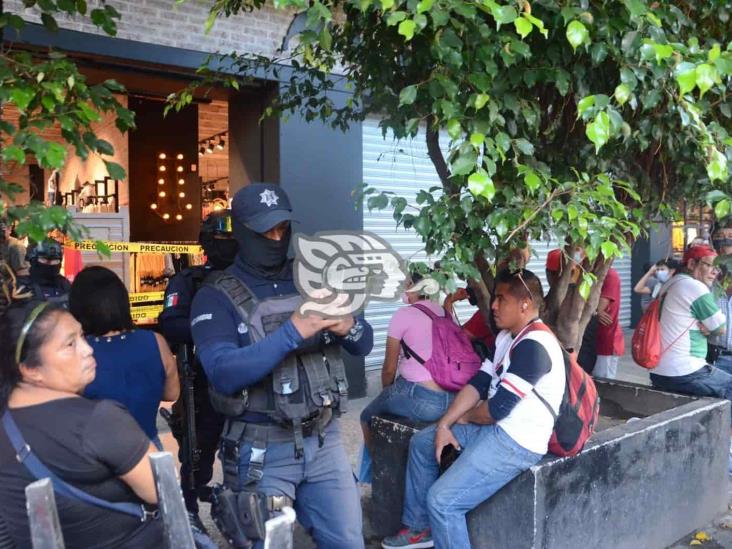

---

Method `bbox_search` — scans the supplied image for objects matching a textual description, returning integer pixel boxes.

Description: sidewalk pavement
[159,330,732,548]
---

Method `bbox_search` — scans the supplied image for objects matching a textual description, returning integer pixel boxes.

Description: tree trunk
[552,257,612,350]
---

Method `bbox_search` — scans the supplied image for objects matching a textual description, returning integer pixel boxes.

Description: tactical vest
[15,276,70,308]
[205,273,349,429]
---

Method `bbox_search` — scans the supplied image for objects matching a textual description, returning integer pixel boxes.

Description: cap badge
[260,189,279,207]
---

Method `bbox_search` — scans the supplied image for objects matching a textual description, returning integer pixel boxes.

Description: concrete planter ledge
[369,379,731,549]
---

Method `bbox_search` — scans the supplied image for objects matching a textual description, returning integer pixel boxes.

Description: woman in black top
[0,301,164,548]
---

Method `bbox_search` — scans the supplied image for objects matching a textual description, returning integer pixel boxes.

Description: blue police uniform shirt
[190,255,374,396]
[158,266,213,347]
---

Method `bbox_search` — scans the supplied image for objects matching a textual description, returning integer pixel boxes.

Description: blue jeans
[651,365,732,421]
[715,354,732,376]
[233,420,363,549]
[360,377,453,426]
[402,424,542,549]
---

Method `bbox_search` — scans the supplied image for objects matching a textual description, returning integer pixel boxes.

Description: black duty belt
[236,408,333,444]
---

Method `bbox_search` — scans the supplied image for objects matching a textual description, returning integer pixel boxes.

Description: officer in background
[15,239,70,306]
[190,183,373,549]
[158,210,238,528]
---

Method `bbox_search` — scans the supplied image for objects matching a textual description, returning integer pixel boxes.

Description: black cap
[231,183,292,233]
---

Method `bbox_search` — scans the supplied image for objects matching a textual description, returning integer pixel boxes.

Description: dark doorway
[28,165,45,203]
[128,98,200,242]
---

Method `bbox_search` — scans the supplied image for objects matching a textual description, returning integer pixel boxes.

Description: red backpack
[511,323,600,457]
[400,303,482,391]
[632,298,663,369]
[632,278,695,369]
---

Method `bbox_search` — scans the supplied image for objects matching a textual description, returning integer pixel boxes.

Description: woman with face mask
[633,259,676,311]
[358,270,455,482]
[0,301,165,548]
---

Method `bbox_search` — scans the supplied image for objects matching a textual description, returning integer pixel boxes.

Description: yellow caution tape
[130,304,164,321]
[129,292,165,304]
[71,240,202,255]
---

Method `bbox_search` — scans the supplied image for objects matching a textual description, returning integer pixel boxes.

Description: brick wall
[5,0,296,59]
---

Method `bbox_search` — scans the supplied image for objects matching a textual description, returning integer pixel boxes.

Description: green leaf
[566,20,589,52]
[470,133,485,148]
[416,0,432,14]
[381,0,394,9]
[44,142,67,169]
[709,44,721,62]
[614,84,631,106]
[652,43,673,63]
[577,95,595,117]
[450,150,478,176]
[623,0,646,18]
[707,148,728,182]
[492,6,518,27]
[514,17,532,39]
[524,171,541,192]
[514,138,534,156]
[104,160,126,180]
[398,19,416,40]
[578,278,592,301]
[467,171,495,201]
[715,199,731,220]
[2,145,25,164]
[40,13,59,32]
[675,63,697,95]
[447,119,461,139]
[600,240,619,259]
[695,64,718,97]
[474,93,490,110]
[524,13,548,38]
[586,111,611,153]
[10,87,35,112]
[399,85,418,106]
[386,10,406,25]
[95,139,114,156]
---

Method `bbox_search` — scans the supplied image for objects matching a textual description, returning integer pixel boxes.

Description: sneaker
[382,527,434,549]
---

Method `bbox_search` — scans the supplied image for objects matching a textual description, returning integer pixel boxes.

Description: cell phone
[439,444,462,475]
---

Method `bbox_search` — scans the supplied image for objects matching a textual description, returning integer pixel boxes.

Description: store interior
[1,54,278,318]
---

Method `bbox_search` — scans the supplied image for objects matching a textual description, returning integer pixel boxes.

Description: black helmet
[199,210,233,242]
[199,210,237,270]
[27,239,63,263]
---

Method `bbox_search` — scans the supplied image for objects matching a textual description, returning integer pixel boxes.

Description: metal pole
[263,506,296,549]
[25,478,65,549]
[149,452,195,549]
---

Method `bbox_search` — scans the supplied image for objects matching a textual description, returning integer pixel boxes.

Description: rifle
[160,344,200,491]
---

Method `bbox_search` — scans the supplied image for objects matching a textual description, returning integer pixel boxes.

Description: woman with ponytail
[0,301,164,548]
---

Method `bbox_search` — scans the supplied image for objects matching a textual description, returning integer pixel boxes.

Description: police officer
[15,239,70,306]
[158,210,238,527]
[190,183,373,549]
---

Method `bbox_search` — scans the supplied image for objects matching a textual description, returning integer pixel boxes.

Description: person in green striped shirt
[650,245,732,413]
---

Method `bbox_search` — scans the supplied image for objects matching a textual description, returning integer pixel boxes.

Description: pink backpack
[400,303,482,391]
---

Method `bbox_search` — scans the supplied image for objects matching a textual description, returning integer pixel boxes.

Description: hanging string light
[152,151,190,223]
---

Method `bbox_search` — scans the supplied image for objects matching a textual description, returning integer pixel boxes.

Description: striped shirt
[468,320,565,455]
[655,274,726,377]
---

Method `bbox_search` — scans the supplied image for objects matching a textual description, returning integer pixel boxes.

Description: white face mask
[656,270,670,283]
[401,292,411,304]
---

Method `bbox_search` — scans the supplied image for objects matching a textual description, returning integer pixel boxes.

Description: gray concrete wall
[371,381,730,549]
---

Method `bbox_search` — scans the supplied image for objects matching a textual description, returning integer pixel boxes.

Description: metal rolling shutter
[362,118,631,369]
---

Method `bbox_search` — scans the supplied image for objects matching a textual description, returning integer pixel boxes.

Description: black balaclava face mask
[232,218,292,279]
[30,260,61,284]
[202,237,239,271]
